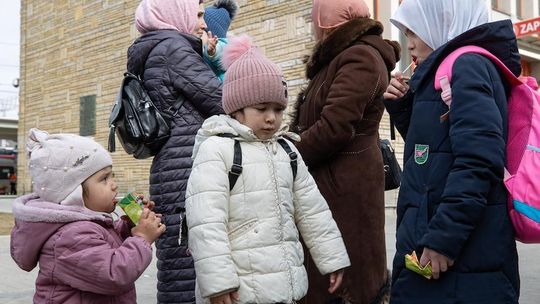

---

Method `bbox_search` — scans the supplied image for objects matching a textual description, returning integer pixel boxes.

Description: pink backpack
[434,45,540,243]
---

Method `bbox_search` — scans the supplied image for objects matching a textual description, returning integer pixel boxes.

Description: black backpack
[108,72,183,159]
[180,135,299,239]
[219,134,298,190]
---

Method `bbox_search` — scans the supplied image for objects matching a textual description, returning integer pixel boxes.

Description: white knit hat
[26,128,113,204]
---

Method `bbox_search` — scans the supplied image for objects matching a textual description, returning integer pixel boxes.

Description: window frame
[516,0,537,20]
[79,94,96,136]
[492,0,511,14]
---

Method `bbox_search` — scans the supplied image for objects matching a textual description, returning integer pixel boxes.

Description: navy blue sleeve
[384,90,414,140]
[418,54,506,259]
[168,42,224,117]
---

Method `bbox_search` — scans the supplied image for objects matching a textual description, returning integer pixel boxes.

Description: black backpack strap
[217,133,243,190]
[277,138,298,180]
[229,140,243,190]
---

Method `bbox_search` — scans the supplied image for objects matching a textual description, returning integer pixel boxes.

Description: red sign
[514,17,540,38]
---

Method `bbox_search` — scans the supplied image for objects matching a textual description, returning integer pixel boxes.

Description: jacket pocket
[455,271,518,303]
[228,219,258,241]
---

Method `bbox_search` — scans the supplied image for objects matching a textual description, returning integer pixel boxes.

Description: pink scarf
[312,0,371,40]
[135,0,199,34]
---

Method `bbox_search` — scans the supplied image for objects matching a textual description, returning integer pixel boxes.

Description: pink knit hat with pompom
[222,35,288,114]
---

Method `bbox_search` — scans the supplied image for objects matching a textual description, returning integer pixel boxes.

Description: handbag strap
[390,117,396,141]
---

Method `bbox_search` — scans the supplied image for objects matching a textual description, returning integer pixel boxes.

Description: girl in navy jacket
[384,1,521,303]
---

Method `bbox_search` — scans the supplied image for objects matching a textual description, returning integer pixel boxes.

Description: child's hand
[206,31,218,57]
[420,247,454,280]
[210,291,239,304]
[328,269,344,294]
[201,30,209,45]
[131,208,166,244]
[134,193,156,211]
[383,71,410,100]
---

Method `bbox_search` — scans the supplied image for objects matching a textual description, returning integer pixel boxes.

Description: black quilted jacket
[127,29,223,304]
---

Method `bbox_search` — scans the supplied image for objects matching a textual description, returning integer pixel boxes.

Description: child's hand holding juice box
[405,251,433,279]
[117,192,144,224]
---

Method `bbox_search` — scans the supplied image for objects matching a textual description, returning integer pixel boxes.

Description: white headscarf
[390,0,489,50]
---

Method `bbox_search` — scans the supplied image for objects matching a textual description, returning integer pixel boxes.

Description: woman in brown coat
[291,1,400,303]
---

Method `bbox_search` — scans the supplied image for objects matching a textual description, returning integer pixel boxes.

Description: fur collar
[306,18,384,79]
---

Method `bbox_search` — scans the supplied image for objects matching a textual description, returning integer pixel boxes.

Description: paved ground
[1,197,539,303]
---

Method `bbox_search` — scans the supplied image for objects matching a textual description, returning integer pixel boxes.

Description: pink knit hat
[221,35,288,114]
[135,0,199,34]
[312,0,371,40]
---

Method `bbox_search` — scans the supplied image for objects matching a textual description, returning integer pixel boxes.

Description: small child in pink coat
[10,128,165,303]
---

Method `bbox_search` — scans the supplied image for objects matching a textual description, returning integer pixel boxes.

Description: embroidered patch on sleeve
[414,144,429,165]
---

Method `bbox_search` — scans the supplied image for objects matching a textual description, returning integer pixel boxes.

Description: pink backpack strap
[434,45,521,107]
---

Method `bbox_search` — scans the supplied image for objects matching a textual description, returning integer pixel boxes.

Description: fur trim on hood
[305,17,400,79]
[290,18,400,133]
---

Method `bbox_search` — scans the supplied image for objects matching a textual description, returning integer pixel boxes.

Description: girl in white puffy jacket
[185,35,351,304]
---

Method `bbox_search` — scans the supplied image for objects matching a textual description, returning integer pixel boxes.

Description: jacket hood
[192,115,299,159]
[409,20,521,90]
[127,30,202,76]
[10,194,110,271]
[306,17,400,79]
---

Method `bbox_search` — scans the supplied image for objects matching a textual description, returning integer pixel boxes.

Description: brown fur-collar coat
[293,18,400,304]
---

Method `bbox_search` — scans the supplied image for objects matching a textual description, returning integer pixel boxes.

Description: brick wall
[19,0,144,195]
[19,0,401,198]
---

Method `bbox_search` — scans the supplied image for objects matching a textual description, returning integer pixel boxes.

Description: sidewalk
[1,197,539,303]
[0,196,159,303]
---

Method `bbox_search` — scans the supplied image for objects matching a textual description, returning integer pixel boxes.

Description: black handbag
[380,120,402,190]
[108,72,176,159]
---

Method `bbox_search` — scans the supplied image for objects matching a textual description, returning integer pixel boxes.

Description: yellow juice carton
[118,192,143,224]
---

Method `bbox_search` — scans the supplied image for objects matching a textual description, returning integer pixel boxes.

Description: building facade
[18,0,540,200]
[18,0,323,195]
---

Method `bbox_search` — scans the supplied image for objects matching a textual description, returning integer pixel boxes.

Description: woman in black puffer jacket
[127,0,223,303]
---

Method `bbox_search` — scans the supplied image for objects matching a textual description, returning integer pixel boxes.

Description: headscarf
[390,0,489,50]
[311,0,371,40]
[135,0,199,34]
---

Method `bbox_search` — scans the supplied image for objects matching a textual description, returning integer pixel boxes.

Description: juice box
[405,251,432,279]
[118,192,143,224]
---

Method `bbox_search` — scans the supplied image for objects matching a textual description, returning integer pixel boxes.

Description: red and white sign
[514,17,540,38]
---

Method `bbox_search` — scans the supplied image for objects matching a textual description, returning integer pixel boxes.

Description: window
[80,95,96,136]
[492,0,511,14]
[517,0,536,20]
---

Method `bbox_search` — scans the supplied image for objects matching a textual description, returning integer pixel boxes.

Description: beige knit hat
[221,35,288,114]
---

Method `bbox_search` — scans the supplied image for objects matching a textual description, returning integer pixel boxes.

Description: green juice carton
[118,192,143,224]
